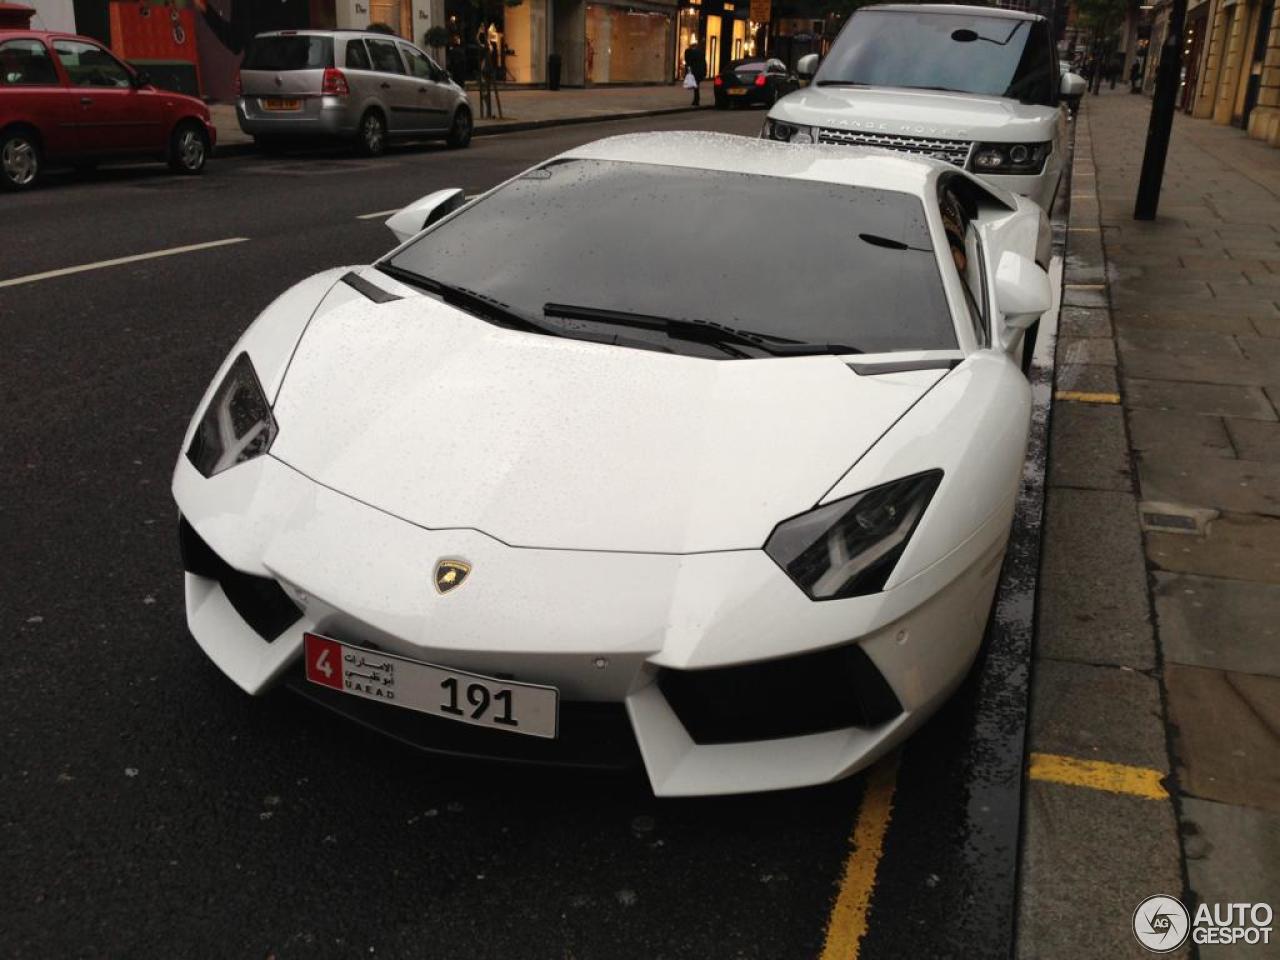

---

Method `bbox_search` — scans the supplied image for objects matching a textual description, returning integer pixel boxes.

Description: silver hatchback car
[236,30,472,154]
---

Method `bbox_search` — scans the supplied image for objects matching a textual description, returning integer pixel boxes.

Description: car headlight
[970,142,1050,175]
[764,471,943,600]
[762,118,815,144]
[186,352,278,478]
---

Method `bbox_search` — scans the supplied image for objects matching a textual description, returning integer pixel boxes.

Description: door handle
[380,82,391,89]
[80,96,93,104]
[419,86,428,92]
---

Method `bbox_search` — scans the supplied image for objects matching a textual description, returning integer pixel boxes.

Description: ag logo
[434,559,471,595]
[1133,895,1190,953]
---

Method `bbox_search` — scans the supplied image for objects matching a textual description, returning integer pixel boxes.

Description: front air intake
[179,517,302,642]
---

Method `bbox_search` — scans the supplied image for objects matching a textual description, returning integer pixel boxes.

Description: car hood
[772,86,1056,141]
[269,294,948,553]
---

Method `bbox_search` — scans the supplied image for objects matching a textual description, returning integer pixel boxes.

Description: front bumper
[174,454,1008,795]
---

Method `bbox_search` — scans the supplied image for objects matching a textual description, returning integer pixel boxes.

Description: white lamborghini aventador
[173,132,1052,796]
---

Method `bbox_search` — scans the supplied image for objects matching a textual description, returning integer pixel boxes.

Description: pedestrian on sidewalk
[683,41,707,107]
[475,27,502,120]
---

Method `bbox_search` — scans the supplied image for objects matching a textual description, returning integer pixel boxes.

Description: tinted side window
[0,39,60,85]
[400,44,433,80]
[366,38,405,75]
[940,189,988,346]
[1006,20,1056,105]
[53,40,131,88]
[345,39,371,70]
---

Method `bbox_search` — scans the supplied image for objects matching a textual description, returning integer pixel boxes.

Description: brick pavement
[1019,87,1280,959]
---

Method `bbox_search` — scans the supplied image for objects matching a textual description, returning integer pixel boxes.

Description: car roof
[862,3,1044,22]
[558,132,1016,206]
[0,28,105,43]
[250,29,411,40]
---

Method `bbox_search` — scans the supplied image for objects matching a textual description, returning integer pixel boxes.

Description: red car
[0,26,215,190]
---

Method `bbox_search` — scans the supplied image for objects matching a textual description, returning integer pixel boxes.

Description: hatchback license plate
[728,86,748,95]
[303,633,559,739]
[262,97,302,111]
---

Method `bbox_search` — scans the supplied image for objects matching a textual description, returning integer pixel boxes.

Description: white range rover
[763,4,1086,212]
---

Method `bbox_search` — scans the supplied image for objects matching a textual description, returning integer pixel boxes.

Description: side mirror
[386,188,466,243]
[797,53,820,80]
[133,69,153,88]
[995,251,1051,347]
[1060,72,1086,98]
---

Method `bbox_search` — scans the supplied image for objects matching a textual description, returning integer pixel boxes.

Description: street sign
[750,0,771,22]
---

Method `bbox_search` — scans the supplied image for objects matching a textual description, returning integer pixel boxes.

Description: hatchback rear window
[242,35,334,71]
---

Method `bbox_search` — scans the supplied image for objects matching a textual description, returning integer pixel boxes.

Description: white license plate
[728,86,748,95]
[303,633,559,739]
[262,97,302,111]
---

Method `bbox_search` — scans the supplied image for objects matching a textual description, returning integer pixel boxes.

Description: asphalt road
[0,108,1049,960]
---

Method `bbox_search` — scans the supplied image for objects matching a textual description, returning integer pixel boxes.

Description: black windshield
[386,158,956,356]
[816,10,1056,106]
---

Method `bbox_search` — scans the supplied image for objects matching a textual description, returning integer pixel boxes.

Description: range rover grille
[817,128,974,167]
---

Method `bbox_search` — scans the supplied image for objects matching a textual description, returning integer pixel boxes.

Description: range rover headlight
[970,142,1050,175]
[762,118,816,144]
[186,352,278,478]
[764,471,943,600]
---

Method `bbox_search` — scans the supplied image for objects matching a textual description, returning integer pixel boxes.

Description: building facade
[21,0,684,97]
[1138,0,1280,146]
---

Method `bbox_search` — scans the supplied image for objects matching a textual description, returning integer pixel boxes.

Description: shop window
[504,0,547,84]
[369,0,412,38]
[586,5,671,83]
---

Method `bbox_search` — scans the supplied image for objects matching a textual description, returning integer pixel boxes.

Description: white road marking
[0,237,250,289]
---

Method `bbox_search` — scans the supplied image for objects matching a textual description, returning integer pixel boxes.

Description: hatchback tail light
[322,67,349,96]
[754,73,767,87]
[713,75,723,87]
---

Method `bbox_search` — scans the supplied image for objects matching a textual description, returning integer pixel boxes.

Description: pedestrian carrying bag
[683,70,697,89]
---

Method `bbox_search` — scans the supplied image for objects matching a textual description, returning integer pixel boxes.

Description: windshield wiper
[377,263,564,338]
[815,80,869,87]
[543,303,863,357]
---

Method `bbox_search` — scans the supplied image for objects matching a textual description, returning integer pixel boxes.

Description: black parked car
[713,58,798,109]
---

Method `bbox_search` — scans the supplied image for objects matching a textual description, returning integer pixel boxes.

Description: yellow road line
[1055,390,1121,404]
[820,753,900,960]
[1028,752,1168,800]
[0,237,249,289]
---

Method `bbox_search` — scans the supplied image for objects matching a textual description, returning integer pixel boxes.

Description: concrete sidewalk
[1018,87,1280,958]
[1092,87,1280,948]
[210,83,707,150]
